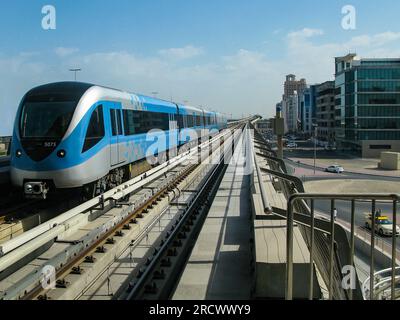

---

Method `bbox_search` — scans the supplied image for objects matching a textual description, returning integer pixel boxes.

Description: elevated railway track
[0,121,247,300]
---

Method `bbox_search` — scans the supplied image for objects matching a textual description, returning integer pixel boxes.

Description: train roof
[24,82,222,116]
[24,81,176,105]
[24,82,95,102]
[178,104,204,114]
[203,109,216,116]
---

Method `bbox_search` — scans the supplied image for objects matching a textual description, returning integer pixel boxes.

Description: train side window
[123,110,134,136]
[110,109,117,136]
[110,109,122,136]
[82,105,105,152]
[117,110,123,135]
[178,114,184,129]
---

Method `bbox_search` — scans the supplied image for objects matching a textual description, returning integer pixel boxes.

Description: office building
[335,54,400,157]
[316,81,336,146]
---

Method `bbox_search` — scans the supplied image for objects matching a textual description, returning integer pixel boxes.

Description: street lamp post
[69,68,81,81]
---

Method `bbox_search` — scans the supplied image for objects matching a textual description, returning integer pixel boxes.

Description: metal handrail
[260,167,305,193]
[250,123,399,300]
[362,266,400,300]
[286,193,399,301]
[249,130,273,215]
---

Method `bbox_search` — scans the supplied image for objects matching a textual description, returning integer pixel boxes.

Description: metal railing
[286,194,399,300]
[250,122,399,300]
[362,267,400,300]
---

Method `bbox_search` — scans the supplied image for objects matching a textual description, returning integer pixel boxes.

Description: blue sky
[1,0,400,135]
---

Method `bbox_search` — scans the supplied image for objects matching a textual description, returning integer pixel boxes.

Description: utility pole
[69,68,81,81]
[274,105,285,159]
[313,124,318,174]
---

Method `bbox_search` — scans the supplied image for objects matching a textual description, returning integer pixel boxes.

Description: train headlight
[57,150,66,158]
[25,183,33,193]
[16,150,22,158]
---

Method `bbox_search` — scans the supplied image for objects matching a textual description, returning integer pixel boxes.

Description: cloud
[54,47,79,57]
[284,29,400,83]
[158,45,204,60]
[350,31,400,47]
[0,54,52,135]
[2,29,400,135]
[287,28,324,39]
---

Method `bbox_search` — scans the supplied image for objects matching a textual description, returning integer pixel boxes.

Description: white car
[286,142,297,148]
[365,215,400,237]
[324,145,337,151]
[325,165,344,173]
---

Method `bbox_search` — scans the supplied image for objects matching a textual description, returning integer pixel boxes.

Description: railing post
[391,199,397,300]
[309,199,315,300]
[329,199,335,300]
[370,200,376,300]
[349,199,355,300]
[286,197,294,300]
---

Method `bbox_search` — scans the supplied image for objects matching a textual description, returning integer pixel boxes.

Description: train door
[109,107,122,166]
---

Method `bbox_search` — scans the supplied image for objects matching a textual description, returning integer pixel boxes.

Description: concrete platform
[251,152,321,299]
[173,137,253,300]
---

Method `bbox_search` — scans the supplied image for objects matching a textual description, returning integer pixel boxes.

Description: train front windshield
[20,101,76,139]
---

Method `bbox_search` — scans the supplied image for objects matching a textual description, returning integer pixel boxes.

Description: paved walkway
[173,135,253,300]
[251,151,320,299]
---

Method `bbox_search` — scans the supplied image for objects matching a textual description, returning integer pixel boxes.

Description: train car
[215,112,227,131]
[10,82,227,199]
[203,110,219,133]
[176,104,205,145]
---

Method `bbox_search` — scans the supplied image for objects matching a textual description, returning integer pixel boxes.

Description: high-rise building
[283,92,299,133]
[283,74,307,100]
[316,81,336,146]
[335,54,400,157]
[281,75,307,134]
[298,86,318,135]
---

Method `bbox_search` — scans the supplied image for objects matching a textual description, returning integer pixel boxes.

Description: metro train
[10,82,228,199]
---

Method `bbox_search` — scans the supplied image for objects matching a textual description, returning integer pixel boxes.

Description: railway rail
[0,122,246,300]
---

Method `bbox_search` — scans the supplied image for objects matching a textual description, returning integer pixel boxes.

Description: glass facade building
[335,54,400,157]
[299,85,318,135]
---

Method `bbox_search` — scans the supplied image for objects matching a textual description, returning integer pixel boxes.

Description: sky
[1,0,400,135]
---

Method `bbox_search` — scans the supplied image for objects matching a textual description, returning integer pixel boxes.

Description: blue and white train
[10,82,228,199]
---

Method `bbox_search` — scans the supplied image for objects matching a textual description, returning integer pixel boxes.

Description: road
[281,142,400,250]
[313,199,400,250]
[285,158,400,182]
[283,140,400,182]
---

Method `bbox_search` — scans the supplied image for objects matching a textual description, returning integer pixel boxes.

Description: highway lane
[313,199,400,250]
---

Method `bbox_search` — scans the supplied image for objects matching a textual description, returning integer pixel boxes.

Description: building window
[369,145,392,150]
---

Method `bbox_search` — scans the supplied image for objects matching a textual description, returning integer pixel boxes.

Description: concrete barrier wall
[380,152,400,170]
